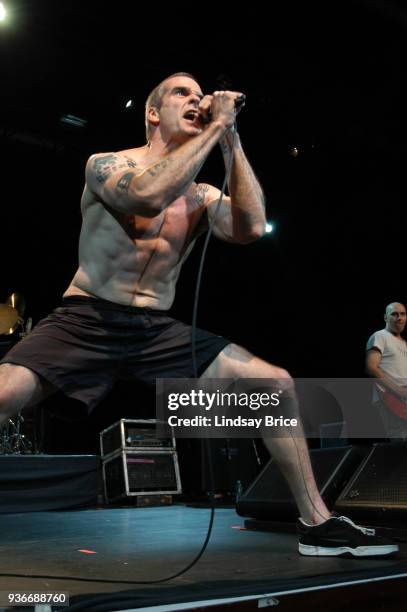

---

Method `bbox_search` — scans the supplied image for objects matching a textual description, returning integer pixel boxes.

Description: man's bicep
[366,348,382,372]
[85,153,142,213]
[86,153,126,189]
[206,188,235,242]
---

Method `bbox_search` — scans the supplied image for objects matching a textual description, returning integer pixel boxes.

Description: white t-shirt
[366,328,407,384]
[367,328,407,437]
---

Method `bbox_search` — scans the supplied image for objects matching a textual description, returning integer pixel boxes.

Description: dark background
[0,0,404,457]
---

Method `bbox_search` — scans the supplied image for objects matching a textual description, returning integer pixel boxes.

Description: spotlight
[125,99,134,109]
[60,114,87,128]
[265,222,274,234]
[0,3,6,22]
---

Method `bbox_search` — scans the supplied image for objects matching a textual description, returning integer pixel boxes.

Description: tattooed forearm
[117,172,135,193]
[194,184,209,207]
[147,157,173,177]
[219,139,230,156]
[93,154,137,183]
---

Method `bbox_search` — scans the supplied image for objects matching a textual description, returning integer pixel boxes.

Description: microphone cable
[190,122,330,527]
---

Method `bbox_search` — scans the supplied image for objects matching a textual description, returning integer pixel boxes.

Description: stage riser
[0,455,101,513]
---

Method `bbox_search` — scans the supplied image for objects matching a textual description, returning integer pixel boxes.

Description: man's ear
[148,105,160,127]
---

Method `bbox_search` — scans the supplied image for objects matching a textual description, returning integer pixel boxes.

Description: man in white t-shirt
[366,302,407,438]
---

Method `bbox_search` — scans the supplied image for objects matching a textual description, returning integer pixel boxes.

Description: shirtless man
[0,73,397,557]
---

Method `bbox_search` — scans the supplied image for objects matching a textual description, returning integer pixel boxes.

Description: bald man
[366,302,407,438]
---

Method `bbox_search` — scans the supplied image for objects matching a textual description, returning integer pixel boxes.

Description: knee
[271,366,293,385]
[272,366,292,381]
[270,366,295,395]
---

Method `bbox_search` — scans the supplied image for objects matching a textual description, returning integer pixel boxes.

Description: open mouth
[183,110,199,122]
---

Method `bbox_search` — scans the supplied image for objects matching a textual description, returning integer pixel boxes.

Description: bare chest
[123,191,206,247]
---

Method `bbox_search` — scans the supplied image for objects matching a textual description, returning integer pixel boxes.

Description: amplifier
[236,445,368,522]
[103,450,182,503]
[334,442,407,525]
[100,419,175,458]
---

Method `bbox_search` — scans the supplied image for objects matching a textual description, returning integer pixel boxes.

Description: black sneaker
[297,515,399,557]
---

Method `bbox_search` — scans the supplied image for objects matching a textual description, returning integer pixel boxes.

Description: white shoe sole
[299,543,399,557]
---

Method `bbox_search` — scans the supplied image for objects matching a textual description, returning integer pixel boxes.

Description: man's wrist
[220,130,241,154]
[205,118,229,136]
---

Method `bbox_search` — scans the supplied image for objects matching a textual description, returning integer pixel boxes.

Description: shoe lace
[337,515,375,536]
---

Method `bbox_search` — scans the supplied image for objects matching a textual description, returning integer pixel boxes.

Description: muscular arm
[206,130,266,244]
[366,349,407,399]
[86,121,228,217]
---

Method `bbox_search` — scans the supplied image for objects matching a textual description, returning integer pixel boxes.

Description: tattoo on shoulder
[147,157,172,177]
[93,154,137,183]
[194,184,210,207]
[93,154,120,183]
[117,172,135,193]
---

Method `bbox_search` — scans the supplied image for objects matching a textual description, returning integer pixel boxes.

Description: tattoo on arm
[93,154,137,183]
[93,154,120,183]
[117,172,135,194]
[147,157,172,177]
[194,184,210,207]
[219,140,230,156]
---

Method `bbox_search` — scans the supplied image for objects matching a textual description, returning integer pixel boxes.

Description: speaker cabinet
[100,418,175,458]
[334,442,407,526]
[103,450,182,503]
[236,445,368,522]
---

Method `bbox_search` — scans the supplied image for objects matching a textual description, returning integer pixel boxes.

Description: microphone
[235,94,246,110]
[202,94,246,123]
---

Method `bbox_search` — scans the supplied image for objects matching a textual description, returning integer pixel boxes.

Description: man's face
[385,303,407,334]
[153,76,204,142]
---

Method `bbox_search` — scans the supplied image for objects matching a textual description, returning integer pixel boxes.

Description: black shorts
[0,296,231,411]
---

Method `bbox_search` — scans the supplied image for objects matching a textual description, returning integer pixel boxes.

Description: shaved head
[384,302,407,336]
[385,302,406,317]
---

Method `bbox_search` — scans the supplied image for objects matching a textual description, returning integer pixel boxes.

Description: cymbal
[0,304,19,335]
[6,292,25,317]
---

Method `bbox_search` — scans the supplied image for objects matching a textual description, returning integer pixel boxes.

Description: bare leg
[201,344,330,525]
[0,363,56,426]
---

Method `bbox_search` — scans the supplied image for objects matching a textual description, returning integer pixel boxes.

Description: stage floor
[0,504,406,610]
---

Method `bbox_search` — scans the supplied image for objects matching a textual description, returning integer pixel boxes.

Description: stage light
[265,222,274,234]
[0,3,6,21]
[125,99,134,108]
[60,114,87,128]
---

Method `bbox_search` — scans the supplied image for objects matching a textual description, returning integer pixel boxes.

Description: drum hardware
[0,292,35,453]
[0,291,32,337]
[0,412,33,454]
[0,303,20,335]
